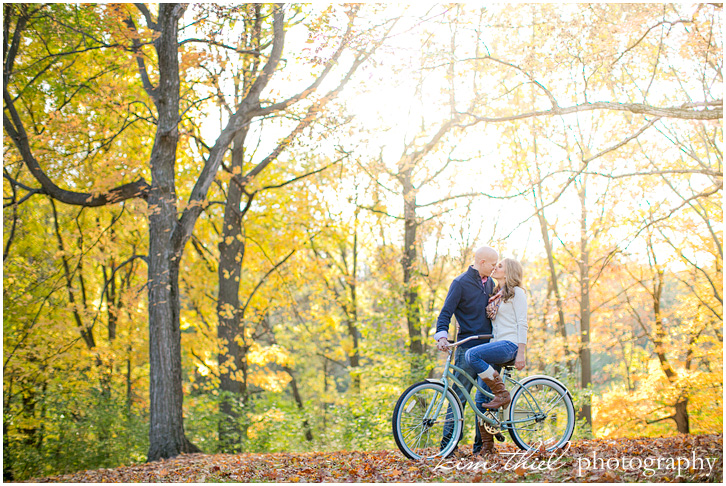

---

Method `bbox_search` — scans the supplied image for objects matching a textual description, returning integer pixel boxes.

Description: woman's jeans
[465,340,518,413]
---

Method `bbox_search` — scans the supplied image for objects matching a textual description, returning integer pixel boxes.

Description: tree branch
[240,249,296,319]
[88,254,149,332]
[357,205,404,220]
[252,5,362,117]
[3,90,150,206]
[630,183,723,241]
[612,19,692,67]
[173,4,286,255]
[134,3,158,31]
[123,15,157,100]
[3,4,29,86]
[178,38,265,55]
[464,99,721,123]
[258,156,346,192]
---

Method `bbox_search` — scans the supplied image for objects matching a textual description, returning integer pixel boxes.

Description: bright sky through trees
[189,3,720,266]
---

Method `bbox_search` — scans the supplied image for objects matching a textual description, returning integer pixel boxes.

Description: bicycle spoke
[411,427,426,452]
[403,426,428,439]
[543,393,566,415]
[401,422,425,432]
[393,382,463,459]
[508,379,575,452]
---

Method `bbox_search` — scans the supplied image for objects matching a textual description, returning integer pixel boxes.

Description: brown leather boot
[477,421,497,455]
[480,370,511,410]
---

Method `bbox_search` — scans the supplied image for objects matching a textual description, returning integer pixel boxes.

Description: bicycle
[392,334,575,460]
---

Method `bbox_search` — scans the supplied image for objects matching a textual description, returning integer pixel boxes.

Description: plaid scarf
[486,289,503,320]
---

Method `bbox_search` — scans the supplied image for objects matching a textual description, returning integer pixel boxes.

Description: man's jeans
[465,340,518,412]
[440,346,493,453]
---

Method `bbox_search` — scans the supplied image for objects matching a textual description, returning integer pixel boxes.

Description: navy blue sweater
[434,266,495,349]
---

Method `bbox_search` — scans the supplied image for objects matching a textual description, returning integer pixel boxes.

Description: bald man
[433,246,498,456]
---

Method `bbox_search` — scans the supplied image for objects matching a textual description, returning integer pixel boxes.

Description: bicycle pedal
[495,433,505,442]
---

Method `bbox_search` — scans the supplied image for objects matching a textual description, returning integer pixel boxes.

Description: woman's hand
[515,344,526,370]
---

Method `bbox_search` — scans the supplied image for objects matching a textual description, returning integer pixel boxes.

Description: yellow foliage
[248,343,291,367]
[248,370,292,393]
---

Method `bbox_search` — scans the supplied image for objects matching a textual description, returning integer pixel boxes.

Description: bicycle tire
[392,381,463,460]
[507,376,575,451]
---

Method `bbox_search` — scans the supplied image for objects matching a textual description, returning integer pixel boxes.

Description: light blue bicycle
[392,335,575,460]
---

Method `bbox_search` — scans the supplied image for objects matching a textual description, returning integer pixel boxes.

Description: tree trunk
[346,210,361,392]
[401,165,422,356]
[650,262,690,433]
[146,3,198,461]
[577,180,593,428]
[536,206,573,371]
[528,89,571,373]
[345,318,361,391]
[3,385,12,482]
[105,260,118,341]
[126,355,133,412]
[284,366,314,442]
[673,399,690,434]
[217,127,250,452]
[51,200,96,350]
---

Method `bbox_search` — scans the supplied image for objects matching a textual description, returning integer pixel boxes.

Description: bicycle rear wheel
[392,381,463,460]
[507,377,575,451]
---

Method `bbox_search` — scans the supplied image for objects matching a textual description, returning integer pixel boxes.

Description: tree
[3,3,302,460]
[190,4,393,450]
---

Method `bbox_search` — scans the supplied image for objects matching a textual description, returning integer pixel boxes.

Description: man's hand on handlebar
[437,334,493,353]
[436,337,450,352]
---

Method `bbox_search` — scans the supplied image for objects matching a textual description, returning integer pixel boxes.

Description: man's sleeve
[433,280,461,341]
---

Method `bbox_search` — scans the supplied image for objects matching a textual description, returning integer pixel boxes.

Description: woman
[465,258,528,411]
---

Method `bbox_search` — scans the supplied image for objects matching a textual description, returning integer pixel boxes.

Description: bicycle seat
[500,359,516,368]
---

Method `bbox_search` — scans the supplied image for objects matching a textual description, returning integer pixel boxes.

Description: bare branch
[358,205,404,220]
[585,117,662,163]
[630,183,722,240]
[584,168,723,179]
[612,19,692,67]
[240,249,296,319]
[475,55,559,109]
[258,156,346,192]
[253,6,363,117]
[463,100,722,123]
[178,38,265,55]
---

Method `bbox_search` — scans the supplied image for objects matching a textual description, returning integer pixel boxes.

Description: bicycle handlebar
[446,334,493,348]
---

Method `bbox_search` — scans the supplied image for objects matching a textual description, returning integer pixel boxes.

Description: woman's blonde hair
[496,258,523,302]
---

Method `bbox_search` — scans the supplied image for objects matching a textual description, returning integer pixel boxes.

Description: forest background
[2,3,722,481]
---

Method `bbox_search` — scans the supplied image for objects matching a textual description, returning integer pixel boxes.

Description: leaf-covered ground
[31,434,722,483]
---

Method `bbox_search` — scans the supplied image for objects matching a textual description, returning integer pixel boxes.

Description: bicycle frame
[437,338,546,429]
[392,335,576,459]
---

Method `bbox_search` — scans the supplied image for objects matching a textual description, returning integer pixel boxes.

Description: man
[434,246,498,456]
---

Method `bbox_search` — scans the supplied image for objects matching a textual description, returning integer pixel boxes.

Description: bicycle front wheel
[392,381,463,460]
[508,377,575,451]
